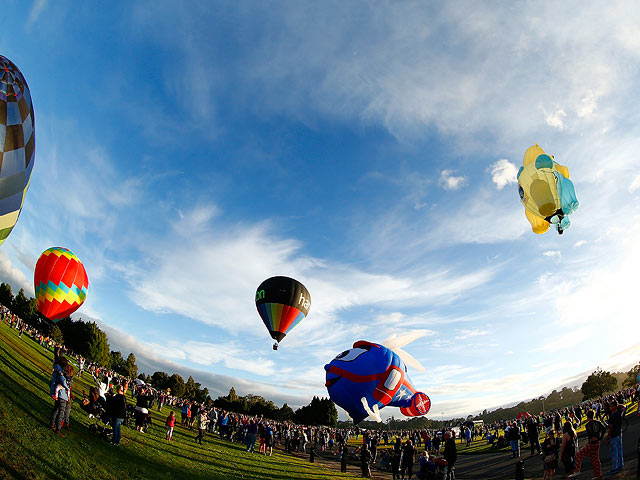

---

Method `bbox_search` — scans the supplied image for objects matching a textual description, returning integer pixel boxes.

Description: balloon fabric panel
[0,55,35,246]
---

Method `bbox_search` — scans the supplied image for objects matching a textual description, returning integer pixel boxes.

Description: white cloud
[0,251,33,296]
[455,328,488,340]
[629,175,640,193]
[439,170,467,191]
[489,159,518,190]
[27,0,47,25]
[543,250,562,261]
[543,106,567,129]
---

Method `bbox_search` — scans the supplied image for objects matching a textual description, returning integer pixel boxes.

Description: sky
[1,1,639,420]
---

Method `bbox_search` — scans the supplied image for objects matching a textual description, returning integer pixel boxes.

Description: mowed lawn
[0,322,356,480]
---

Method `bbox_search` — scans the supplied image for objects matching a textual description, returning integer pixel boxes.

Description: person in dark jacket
[443,432,457,480]
[360,444,372,478]
[108,385,127,445]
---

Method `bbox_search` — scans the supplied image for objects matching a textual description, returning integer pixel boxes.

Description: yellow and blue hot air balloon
[517,144,578,235]
[0,55,35,246]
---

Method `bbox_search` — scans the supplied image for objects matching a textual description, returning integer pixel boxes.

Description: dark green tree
[85,322,110,365]
[278,403,294,421]
[50,325,64,344]
[0,282,13,308]
[581,368,618,400]
[109,351,126,373]
[124,353,138,378]
[151,371,170,390]
[622,364,640,388]
[167,373,185,398]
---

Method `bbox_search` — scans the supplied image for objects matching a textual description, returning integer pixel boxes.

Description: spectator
[108,385,127,445]
[195,408,209,445]
[49,356,70,438]
[605,403,625,474]
[360,444,372,478]
[507,423,520,458]
[569,410,605,479]
[443,432,457,480]
[541,429,558,480]
[402,438,416,479]
[527,416,541,455]
[559,421,577,477]
[166,411,176,441]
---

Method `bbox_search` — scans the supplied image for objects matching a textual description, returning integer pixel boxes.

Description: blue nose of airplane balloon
[324,340,430,424]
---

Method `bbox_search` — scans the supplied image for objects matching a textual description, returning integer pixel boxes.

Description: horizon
[1,1,639,421]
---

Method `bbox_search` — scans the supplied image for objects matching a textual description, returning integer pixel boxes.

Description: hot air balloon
[34,247,88,322]
[518,144,578,235]
[0,55,35,246]
[324,333,431,424]
[255,276,310,350]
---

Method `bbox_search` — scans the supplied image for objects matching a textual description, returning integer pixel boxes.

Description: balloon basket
[273,342,279,351]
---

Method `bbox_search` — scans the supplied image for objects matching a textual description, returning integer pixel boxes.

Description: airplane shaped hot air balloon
[324,332,431,424]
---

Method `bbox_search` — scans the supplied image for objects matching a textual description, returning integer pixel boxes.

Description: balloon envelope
[255,276,310,343]
[517,144,578,234]
[0,55,35,246]
[34,247,88,322]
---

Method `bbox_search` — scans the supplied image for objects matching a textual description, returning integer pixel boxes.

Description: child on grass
[166,411,176,441]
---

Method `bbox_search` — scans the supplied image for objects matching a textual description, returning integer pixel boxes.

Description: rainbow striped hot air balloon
[255,276,310,350]
[34,247,88,322]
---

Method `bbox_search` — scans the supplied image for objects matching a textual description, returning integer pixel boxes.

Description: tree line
[1,282,338,426]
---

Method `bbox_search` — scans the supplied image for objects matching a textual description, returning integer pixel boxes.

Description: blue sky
[1,1,640,419]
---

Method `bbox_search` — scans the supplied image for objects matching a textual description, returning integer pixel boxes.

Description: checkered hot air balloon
[255,276,310,350]
[0,55,35,246]
[34,247,88,322]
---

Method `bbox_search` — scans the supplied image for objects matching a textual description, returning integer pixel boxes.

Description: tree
[184,376,199,401]
[228,387,238,402]
[167,373,185,398]
[50,325,64,344]
[85,322,110,365]
[277,403,294,422]
[124,353,138,378]
[0,282,13,308]
[151,371,170,390]
[622,364,640,388]
[109,351,126,373]
[582,368,618,400]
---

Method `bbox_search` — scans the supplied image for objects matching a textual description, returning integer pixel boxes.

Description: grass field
[0,321,356,480]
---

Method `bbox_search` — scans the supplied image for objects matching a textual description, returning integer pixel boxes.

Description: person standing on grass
[166,411,176,441]
[246,419,258,453]
[264,422,274,456]
[108,385,127,445]
[61,363,75,431]
[195,408,209,445]
[49,356,70,438]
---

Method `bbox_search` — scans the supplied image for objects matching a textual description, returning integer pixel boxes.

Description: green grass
[0,321,356,480]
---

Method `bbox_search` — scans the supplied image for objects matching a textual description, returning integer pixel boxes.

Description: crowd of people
[3,307,639,479]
